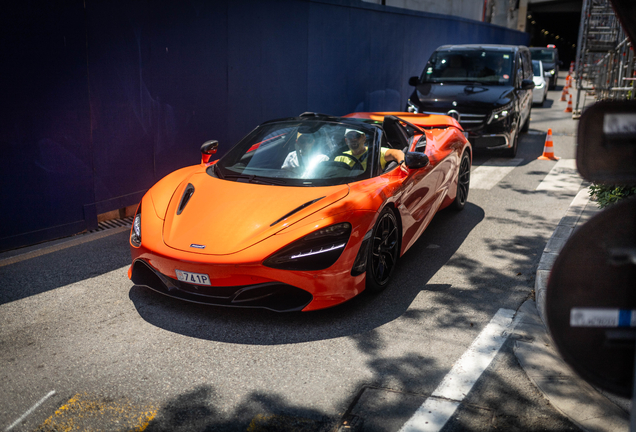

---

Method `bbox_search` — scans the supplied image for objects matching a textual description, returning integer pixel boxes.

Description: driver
[281,133,328,172]
[335,130,404,171]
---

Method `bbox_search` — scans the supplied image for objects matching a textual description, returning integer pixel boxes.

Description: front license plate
[175,270,211,286]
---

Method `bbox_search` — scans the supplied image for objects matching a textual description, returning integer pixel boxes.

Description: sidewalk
[512,187,631,432]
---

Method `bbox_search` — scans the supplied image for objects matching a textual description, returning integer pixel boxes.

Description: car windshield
[530,49,555,63]
[419,50,513,85]
[532,61,542,76]
[211,119,379,187]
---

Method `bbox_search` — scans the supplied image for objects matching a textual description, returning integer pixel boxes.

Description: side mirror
[201,140,218,164]
[404,151,429,169]
[408,76,419,86]
[520,79,535,90]
[576,100,636,184]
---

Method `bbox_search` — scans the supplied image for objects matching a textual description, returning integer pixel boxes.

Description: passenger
[335,130,404,171]
[281,133,328,173]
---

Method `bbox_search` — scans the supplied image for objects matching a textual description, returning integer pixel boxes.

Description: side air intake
[177,183,195,215]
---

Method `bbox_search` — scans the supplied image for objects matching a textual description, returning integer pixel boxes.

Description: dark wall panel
[0,1,93,250]
[227,0,310,147]
[0,0,529,252]
[86,1,229,208]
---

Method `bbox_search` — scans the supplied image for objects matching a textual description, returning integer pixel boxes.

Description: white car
[532,60,548,106]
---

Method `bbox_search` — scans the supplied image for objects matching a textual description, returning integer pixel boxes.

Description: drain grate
[89,216,134,233]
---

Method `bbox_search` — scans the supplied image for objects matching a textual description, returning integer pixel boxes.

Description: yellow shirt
[334,147,389,170]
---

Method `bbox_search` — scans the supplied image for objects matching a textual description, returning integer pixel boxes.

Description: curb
[513,187,630,432]
[514,300,630,432]
[0,221,132,268]
[534,187,600,325]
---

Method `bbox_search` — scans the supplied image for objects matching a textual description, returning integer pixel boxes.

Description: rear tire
[451,151,471,211]
[366,208,400,293]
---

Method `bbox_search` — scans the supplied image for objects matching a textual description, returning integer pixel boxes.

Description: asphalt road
[1,79,589,432]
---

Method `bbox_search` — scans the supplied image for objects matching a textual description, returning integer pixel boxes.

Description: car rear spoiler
[344,112,463,130]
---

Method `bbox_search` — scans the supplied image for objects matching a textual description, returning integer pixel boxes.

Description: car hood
[161,173,350,255]
[541,62,556,70]
[412,83,514,110]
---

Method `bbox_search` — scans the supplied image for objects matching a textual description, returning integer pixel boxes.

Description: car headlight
[131,207,141,247]
[263,223,351,271]
[488,102,514,124]
[407,100,420,113]
[535,81,545,89]
[549,69,555,75]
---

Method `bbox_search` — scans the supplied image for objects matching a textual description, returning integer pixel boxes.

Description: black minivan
[529,45,560,89]
[406,44,534,157]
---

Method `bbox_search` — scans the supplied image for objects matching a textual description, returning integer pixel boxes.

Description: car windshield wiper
[223,173,288,186]
[454,80,483,85]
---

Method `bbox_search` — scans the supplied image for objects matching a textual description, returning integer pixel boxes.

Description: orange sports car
[129,112,471,312]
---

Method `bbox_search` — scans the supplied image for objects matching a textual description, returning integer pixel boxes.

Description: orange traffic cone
[564,94,573,113]
[560,86,568,101]
[538,129,559,160]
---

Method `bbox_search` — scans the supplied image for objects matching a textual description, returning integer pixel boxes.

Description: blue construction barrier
[0,0,528,252]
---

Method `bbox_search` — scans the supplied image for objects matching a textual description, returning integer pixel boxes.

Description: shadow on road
[138,336,579,432]
[0,231,131,305]
[129,203,485,345]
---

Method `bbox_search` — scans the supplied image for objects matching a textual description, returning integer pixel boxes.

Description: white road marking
[5,390,56,431]
[470,158,523,190]
[535,159,582,191]
[399,309,522,432]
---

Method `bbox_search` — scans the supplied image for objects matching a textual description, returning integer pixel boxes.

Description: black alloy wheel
[451,151,471,211]
[366,208,400,293]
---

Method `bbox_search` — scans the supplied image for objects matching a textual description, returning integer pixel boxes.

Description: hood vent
[270,196,325,227]
[177,183,195,215]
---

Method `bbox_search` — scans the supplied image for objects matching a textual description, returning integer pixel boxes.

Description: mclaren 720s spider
[129,112,471,312]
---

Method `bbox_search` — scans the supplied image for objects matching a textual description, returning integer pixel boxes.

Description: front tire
[521,108,531,132]
[451,151,471,210]
[366,208,400,293]
[503,126,519,157]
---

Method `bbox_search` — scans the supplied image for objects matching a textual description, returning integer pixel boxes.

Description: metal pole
[573,0,590,114]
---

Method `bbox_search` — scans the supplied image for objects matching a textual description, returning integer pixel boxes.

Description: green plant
[589,184,636,208]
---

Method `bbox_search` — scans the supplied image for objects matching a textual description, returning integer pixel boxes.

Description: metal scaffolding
[572,0,635,117]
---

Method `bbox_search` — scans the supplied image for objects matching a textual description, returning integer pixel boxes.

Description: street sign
[576,100,636,185]
[546,197,636,397]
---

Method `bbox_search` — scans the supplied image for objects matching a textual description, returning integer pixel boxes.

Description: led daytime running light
[488,103,514,124]
[133,214,141,238]
[130,208,142,247]
[263,222,352,271]
[291,243,346,259]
